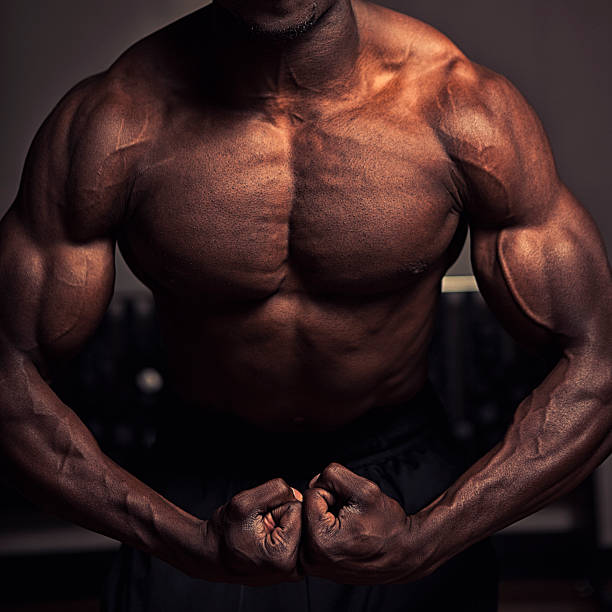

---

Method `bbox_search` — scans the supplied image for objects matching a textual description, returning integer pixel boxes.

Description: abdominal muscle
[156,274,440,432]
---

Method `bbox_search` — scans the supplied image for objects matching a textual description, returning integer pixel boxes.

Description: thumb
[276,501,301,536]
[303,487,336,531]
[301,489,338,571]
[267,501,302,549]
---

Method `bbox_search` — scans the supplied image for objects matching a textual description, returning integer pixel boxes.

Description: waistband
[152,381,450,476]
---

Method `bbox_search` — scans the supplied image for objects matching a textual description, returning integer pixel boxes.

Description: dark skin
[0,0,611,586]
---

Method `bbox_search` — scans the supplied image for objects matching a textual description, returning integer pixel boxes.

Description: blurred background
[1,0,611,610]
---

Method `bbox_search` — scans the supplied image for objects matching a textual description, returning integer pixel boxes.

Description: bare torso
[95,2,467,429]
[2,0,610,585]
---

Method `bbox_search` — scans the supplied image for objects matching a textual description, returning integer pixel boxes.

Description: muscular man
[1,1,611,610]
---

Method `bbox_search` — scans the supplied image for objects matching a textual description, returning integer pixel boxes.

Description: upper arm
[438,63,612,362]
[0,75,143,375]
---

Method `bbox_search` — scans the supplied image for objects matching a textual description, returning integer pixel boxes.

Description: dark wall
[2,0,611,286]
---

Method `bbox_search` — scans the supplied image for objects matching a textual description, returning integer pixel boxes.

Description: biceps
[471,188,612,352]
[0,208,115,369]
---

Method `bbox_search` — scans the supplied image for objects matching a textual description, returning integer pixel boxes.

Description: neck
[208,0,361,102]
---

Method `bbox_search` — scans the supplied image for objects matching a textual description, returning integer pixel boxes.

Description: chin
[215,1,323,41]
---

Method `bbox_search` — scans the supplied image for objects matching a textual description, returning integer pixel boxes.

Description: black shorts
[103,382,498,611]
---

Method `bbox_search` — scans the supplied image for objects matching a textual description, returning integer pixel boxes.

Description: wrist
[153,512,221,580]
[397,509,446,582]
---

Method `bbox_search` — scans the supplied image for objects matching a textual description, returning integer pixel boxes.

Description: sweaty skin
[0,0,611,585]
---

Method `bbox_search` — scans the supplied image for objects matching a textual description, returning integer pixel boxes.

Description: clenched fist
[207,478,303,585]
[301,463,419,584]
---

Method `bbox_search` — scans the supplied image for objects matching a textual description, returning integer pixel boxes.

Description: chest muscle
[121,109,461,299]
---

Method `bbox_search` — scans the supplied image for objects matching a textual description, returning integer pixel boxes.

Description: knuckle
[227,492,250,518]
[322,462,342,480]
[268,477,291,495]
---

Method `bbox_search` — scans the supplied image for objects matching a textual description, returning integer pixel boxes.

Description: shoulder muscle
[433,61,559,227]
[16,71,153,244]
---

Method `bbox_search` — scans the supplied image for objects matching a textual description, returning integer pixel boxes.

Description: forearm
[0,356,215,577]
[413,352,612,572]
